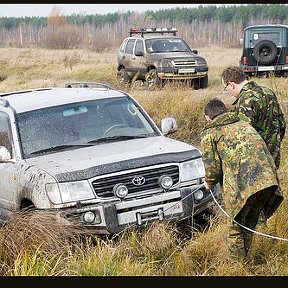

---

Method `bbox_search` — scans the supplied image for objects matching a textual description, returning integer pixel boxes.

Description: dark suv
[240,24,288,77]
[117,28,208,89]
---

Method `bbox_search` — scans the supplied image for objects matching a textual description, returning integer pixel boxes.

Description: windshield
[145,38,191,53]
[18,97,158,158]
[250,31,281,47]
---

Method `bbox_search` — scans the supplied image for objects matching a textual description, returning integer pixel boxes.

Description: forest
[0,4,288,50]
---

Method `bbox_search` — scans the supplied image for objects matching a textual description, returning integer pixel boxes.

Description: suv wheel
[192,75,208,90]
[145,69,162,90]
[253,40,278,65]
[117,68,131,86]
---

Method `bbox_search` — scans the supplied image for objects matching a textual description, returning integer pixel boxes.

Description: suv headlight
[46,181,95,204]
[162,59,173,67]
[197,58,207,65]
[180,158,205,182]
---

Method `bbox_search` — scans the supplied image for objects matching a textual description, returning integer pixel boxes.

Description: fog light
[113,184,128,198]
[83,211,95,223]
[194,190,204,201]
[159,175,173,190]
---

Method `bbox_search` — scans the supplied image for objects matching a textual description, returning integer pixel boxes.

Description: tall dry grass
[0,47,288,276]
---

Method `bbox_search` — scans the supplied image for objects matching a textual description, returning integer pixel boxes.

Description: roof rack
[0,88,51,98]
[129,27,178,37]
[65,82,114,89]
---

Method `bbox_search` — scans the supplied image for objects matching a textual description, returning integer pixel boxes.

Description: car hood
[151,52,204,60]
[24,136,201,182]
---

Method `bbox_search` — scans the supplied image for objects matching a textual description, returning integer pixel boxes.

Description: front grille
[172,59,196,67]
[91,165,179,198]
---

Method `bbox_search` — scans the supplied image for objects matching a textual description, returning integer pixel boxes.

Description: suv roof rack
[129,27,178,37]
[0,88,52,98]
[65,82,114,89]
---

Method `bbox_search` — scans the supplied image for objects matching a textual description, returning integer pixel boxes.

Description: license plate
[178,68,195,73]
[258,66,275,71]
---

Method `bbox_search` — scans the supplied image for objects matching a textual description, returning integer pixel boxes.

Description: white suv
[0,82,218,234]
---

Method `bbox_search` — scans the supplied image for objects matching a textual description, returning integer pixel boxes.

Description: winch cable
[208,188,288,242]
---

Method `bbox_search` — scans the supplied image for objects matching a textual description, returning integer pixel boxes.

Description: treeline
[146,4,288,24]
[0,4,287,50]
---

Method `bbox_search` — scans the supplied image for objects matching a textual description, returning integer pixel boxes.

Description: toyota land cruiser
[0,82,218,235]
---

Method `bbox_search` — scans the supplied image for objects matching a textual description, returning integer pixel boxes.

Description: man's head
[204,98,227,121]
[221,66,248,98]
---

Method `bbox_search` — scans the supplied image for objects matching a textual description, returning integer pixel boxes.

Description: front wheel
[117,68,131,89]
[145,69,162,90]
[193,75,208,89]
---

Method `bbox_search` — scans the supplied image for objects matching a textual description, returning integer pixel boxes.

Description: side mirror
[161,117,178,135]
[192,49,198,54]
[239,38,244,46]
[0,146,12,162]
[135,51,144,57]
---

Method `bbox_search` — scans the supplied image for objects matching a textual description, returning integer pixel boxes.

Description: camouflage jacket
[233,81,286,168]
[200,112,280,218]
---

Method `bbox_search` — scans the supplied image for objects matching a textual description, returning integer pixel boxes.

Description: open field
[0,47,288,276]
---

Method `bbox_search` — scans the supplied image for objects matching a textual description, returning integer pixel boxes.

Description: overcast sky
[0,4,225,17]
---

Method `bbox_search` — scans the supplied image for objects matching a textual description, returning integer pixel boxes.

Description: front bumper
[59,184,220,235]
[156,66,208,80]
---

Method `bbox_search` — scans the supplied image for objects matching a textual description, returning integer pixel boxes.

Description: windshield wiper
[88,135,148,144]
[29,144,93,155]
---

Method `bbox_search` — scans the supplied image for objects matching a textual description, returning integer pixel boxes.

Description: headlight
[83,210,101,224]
[46,183,62,204]
[159,175,173,190]
[113,184,128,199]
[46,181,95,204]
[83,211,96,223]
[193,190,204,201]
[197,58,207,65]
[180,158,205,182]
[162,59,173,67]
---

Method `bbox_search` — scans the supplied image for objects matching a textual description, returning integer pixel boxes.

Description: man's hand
[204,181,210,190]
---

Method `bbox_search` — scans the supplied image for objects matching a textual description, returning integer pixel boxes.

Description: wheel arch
[20,198,35,210]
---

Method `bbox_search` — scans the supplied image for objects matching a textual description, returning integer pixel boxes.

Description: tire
[117,68,131,88]
[253,40,278,65]
[145,69,162,90]
[199,75,208,89]
[193,75,208,90]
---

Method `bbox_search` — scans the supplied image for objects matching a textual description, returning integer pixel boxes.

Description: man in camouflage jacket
[201,98,283,260]
[221,66,286,169]
[221,66,285,223]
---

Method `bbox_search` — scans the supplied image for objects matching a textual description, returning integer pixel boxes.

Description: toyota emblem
[132,176,145,186]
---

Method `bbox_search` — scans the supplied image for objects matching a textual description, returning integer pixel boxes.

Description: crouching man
[200,98,283,261]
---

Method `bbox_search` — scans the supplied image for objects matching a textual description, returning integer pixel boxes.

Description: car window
[17,97,157,158]
[135,40,144,55]
[0,112,13,157]
[251,32,281,46]
[145,38,190,53]
[119,39,128,53]
[125,39,136,54]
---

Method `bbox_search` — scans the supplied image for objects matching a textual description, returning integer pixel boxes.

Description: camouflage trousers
[225,186,275,261]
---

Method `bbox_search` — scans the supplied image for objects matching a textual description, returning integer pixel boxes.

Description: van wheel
[253,40,278,65]
[145,69,162,90]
